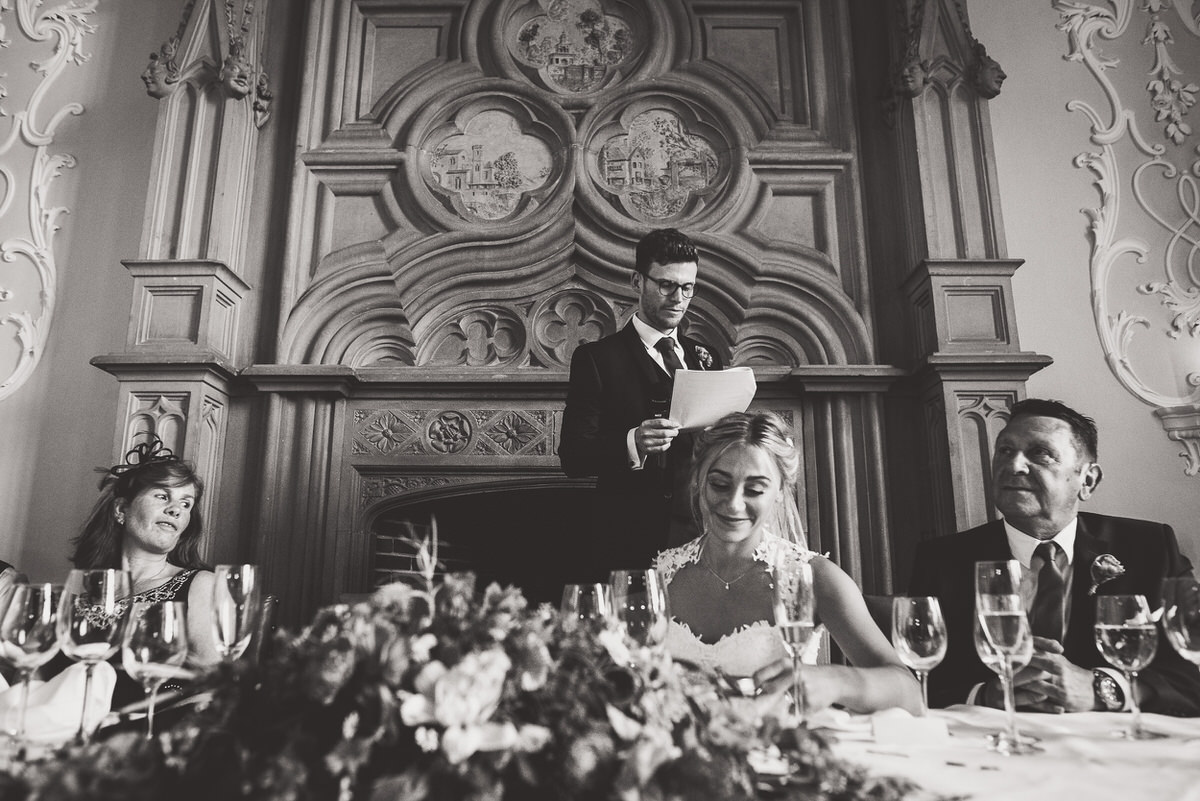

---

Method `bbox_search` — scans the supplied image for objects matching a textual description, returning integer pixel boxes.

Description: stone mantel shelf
[238,363,912,396]
[917,352,1054,373]
[91,352,238,384]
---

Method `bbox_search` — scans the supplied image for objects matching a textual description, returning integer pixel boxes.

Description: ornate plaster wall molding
[1056,0,1200,474]
[0,0,97,401]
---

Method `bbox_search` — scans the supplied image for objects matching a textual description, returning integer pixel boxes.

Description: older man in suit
[909,398,1200,716]
[559,228,723,580]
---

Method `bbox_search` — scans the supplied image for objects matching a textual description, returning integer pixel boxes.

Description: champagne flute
[1161,577,1200,666]
[57,568,132,744]
[213,564,260,661]
[891,596,947,715]
[772,556,815,725]
[560,583,613,632]
[975,560,1040,754]
[122,601,189,739]
[973,616,1039,748]
[0,583,63,755]
[608,569,670,650]
[1095,594,1166,739]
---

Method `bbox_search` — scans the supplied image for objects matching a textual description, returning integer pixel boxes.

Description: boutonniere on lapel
[692,344,714,370]
[1088,554,1126,595]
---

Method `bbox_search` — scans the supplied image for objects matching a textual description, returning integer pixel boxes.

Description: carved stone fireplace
[97,1,1049,627]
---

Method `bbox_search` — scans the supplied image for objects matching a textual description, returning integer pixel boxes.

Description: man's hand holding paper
[668,367,757,430]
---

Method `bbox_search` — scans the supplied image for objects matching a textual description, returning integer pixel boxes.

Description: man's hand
[979,637,1093,713]
[634,417,681,456]
[1020,637,1094,712]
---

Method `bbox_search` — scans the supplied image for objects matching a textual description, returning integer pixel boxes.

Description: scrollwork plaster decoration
[0,0,96,402]
[1056,0,1200,473]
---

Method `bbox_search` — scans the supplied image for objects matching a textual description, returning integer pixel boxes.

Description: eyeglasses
[643,277,696,298]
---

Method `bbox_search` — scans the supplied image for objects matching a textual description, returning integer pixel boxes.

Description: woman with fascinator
[654,411,920,715]
[65,440,220,694]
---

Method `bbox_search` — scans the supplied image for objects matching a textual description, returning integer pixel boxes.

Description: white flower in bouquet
[433,649,511,728]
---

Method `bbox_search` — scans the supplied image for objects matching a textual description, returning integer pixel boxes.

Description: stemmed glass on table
[122,601,189,739]
[975,560,1040,754]
[213,564,260,662]
[560,583,614,632]
[609,569,670,650]
[1161,577,1200,667]
[1094,594,1165,740]
[772,557,815,725]
[972,614,1038,748]
[0,583,63,757]
[57,568,131,744]
[891,596,947,715]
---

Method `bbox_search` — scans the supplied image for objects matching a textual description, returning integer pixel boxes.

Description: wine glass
[57,568,131,744]
[891,596,947,715]
[1161,577,1200,666]
[975,560,1040,754]
[122,601,189,739]
[0,583,63,755]
[772,556,815,725]
[560,583,613,632]
[972,615,1039,748]
[213,564,260,661]
[608,569,670,650]
[1094,594,1166,739]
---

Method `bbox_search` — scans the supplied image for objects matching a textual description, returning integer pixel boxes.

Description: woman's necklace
[701,559,760,590]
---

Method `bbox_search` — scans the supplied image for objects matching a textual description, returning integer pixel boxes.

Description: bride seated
[655,411,921,716]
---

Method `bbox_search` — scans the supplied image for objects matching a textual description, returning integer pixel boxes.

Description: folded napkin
[0,662,116,744]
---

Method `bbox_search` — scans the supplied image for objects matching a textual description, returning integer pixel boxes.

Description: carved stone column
[904,260,1051,531]
[92,0,271,560]
[853,1,1050,562]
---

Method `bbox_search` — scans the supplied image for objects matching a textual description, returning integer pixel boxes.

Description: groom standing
[560,228,723,579]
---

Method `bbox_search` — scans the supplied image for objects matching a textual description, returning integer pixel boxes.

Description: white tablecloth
[828,705,1200,801]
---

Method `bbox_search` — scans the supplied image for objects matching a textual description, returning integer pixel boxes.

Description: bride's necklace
[701,559,759,590]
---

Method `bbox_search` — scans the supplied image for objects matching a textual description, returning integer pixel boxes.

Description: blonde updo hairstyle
[688,411,805,544]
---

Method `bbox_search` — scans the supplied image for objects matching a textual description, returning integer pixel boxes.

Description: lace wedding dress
[654,533,820,677]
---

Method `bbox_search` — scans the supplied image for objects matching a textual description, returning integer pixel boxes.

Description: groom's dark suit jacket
[560,323,722,581]
[908,512,1200,716]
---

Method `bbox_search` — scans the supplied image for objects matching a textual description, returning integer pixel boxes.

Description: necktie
[655,337,685,376]
[1030,540,1067,641]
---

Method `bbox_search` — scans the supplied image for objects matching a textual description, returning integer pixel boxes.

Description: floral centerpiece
[5,535,923,801]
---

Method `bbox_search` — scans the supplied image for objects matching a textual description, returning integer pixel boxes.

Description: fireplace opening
[372,485,598,606]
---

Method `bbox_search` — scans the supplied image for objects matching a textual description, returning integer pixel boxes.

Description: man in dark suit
[909,398,1200,716]
[559,228,722,580]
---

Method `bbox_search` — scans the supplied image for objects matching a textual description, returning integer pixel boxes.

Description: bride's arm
[802,556,921,715]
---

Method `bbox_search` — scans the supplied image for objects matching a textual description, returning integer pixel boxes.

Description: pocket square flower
[692,344,714,369]
[1089,553,1126,595]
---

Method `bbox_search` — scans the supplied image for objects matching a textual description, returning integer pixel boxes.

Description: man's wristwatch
[1093,670,1124,711]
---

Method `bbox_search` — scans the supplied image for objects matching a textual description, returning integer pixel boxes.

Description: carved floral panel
[352,407,554,459]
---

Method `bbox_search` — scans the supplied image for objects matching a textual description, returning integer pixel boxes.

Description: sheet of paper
[668,367,757,430]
